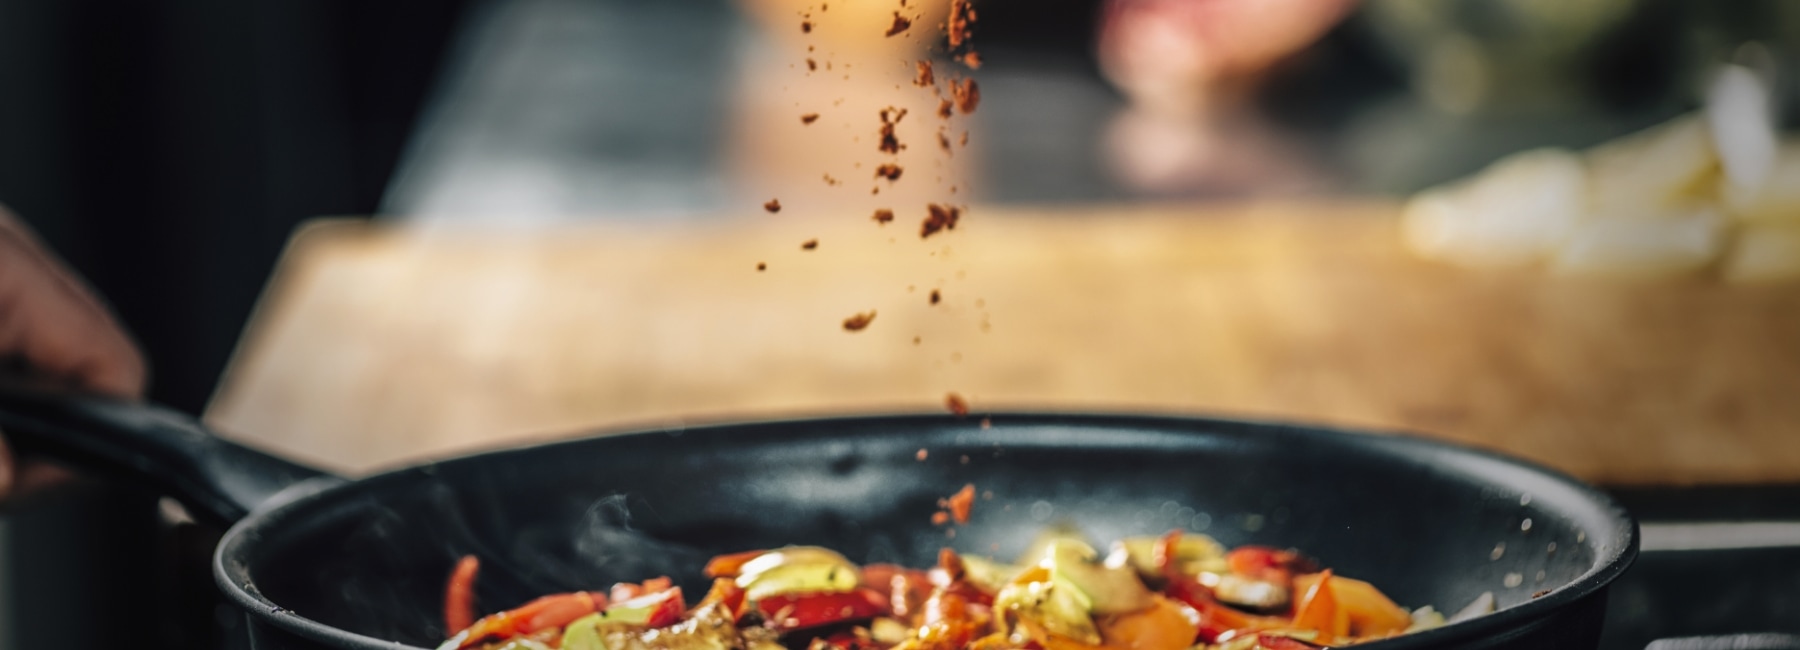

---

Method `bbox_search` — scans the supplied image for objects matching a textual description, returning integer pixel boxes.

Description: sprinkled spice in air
[929,289,941,305]
[878,107,908,154]
[945,392,969,416]
[921,203,960,238]
[763,199,782,213]
[875,163,904,181]
[801,239,819,250]
[951,78,981,114]
[801,113,820,124]
[872,208,895,224]
[939,484,976,524]
[914,61,935,87]
[947,0,975,48]
[885,12,912,37]
[843,311,877,332]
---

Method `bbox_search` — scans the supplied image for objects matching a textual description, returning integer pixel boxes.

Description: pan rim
[213,410,1637,649]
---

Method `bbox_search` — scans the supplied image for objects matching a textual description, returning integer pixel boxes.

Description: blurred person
[0,205,148,501]
[1096,0,1357,195]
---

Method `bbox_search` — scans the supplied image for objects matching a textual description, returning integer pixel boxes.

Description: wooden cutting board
[203,202,1800,485]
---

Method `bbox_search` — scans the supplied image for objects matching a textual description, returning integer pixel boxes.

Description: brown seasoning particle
[801,113,821,124]
[914,61,935,87]
[843,310,877,331]
[937,99,954,119]
[938,130,953,153]
[931,511,950,525]
[929,289,941,305]
[885,12,913,37]
[951,78,981,114]
[875,163,904,181]
[916,448,928,461]
[872,208,896,224]
[947,0,975,48]
[757,262,767,271]
[958,50,983,70]
[960,131,969,147]
[801,239,819,250]
[806,58,818,71]
[801,20,813,33]
[920,203,960,238]
[878,107,909,154]
[945,392,970,417]
[764,199,782,213]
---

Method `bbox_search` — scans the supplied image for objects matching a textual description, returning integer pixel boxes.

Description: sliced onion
[1446,591,1496,624]
[1726,141,1800,223]
[1706,64,1779,192]
[1403,148,1587,266]
[1552,210,1725,278]
[1586,114,1719,217]
[1724,223,1800,283]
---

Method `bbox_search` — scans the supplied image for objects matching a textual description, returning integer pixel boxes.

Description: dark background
[0,0,474,413]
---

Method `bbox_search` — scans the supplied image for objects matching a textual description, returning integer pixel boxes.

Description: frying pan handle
[0,381,335,524]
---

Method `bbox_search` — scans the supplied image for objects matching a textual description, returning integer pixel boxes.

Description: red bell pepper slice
[758,589,887,631]
[706,550,768,579]
[1226,547,1310,583]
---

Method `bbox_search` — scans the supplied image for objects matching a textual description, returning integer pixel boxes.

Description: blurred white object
[1552,210,1725,278]
[1724,224,1800,283]
[1402,148,1586,265]
[1725,141,1800,223]
[1586,115,1719,217]
[1705,64,1779,192]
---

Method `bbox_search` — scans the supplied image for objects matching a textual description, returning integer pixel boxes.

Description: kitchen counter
[203,202,1800,485]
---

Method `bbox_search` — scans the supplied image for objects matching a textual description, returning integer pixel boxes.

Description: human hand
[0,205,147,500]
[1098,0,1356,114]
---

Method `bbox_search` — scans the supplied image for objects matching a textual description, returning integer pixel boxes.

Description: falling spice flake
[948,0,976,47]
[939,484,976,524]
[885,11,913,37]
[843,310,877,331]
[872,208,895,224]
[945,392,970,417]
[960,131,970,147]
[914,61,935,87]
[878,107,908,154]
[875,163,904,181]
[921,203,960,238]
[756,262,767,271]
[931,511,950,525]
[929,289,941,305]
[938,130,953,154]
[951,78,981,114]
[801,20,813,33]
[801,113,820,124]
[801,239,819,250]
[806,58,818,71]
[958,51,983,70]
[937,99,954,119]
[823,173,840,186]
[764,199,782,213]
[916,448,929,461]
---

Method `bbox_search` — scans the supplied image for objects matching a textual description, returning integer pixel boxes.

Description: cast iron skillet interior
[215,413,1634,649]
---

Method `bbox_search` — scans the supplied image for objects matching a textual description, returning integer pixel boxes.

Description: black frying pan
[0,386,1635,650]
